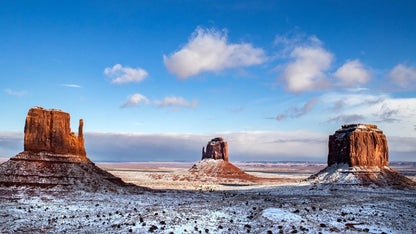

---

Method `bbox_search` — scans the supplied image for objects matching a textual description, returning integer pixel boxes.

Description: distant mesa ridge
[309,123,415,188]
[0,107,137,191]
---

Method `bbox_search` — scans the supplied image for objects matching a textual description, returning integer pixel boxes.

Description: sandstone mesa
[309,124,415,188]
[0,107,137,192]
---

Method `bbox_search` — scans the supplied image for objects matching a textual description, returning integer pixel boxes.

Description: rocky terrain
[0,107,139,192]
[1,110,415,233]
[309,124,416,189]
[1,183,415,233]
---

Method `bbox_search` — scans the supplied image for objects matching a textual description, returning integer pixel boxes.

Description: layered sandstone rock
[24,107,86,157]
[0,107,139,192]
[202,137,228,161]
[190,137,258,183]
[328,124,388,167]
[309,124,415,188]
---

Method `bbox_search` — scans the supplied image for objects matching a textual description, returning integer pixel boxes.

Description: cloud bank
[104,64,148,84]
[1,130,414,162]
[84,130,328,162]
[164,27,266,79]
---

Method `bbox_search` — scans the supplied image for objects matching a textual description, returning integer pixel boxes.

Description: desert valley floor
[1,161,416,233]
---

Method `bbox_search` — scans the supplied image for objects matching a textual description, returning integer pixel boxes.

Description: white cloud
[334,59,371,86]
[389,64,416,87]
[320,92,416,137]
[154,96,198,109]
[104,64,148,84]
[163,27,267,79]
[282,46,333,93]
[121,93,149,108]
[61,84,82,88]
[4,88,27,97]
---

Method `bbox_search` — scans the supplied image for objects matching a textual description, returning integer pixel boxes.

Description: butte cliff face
[328,124,388,167]
[0,107,138,192]
[24,107,86,157]
[190,137,257,182]
[309,123,415,189]
[201,137,228,161]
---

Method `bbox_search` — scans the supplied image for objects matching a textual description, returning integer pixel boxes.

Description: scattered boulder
[0,107,140,192]
[309,124,415,189]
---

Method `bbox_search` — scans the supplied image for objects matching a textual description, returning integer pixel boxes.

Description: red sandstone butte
[24,106,86,157]
[201,137,229,161]
[328,124,388,167]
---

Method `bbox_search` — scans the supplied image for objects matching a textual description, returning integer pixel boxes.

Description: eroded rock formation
[189,137,261,183]
[24,107,86,157]
[308,123,415,188]
[202,137,228,161]
[0,107,139,192]
[328,124,388,167]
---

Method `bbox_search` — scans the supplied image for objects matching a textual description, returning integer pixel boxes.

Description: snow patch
[262,208,303,222]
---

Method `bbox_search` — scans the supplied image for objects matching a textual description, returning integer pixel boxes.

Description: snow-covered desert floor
[1,162,415,233]
[1,185,415,233]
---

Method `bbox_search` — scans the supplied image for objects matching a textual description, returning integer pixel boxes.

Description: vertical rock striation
[190,137,258,182]
[328,124,388,167]
[201,137,228,161]
[0,106,139,191]
[24,107,86,157]
[308,123,415,188]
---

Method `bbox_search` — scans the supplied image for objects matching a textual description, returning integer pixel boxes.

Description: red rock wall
[202,137,229,161]
[328,124,388,167]
[24,107,86,157]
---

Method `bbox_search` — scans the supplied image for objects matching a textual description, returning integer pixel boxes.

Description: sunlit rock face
[0,107,136,191]
[24,107,86,157]
[201,137,229,161]
[191,137,258,182]
[328,124,388,167]
[308,124,415,188]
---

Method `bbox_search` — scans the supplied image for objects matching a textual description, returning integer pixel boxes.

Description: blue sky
[1,0,416,162]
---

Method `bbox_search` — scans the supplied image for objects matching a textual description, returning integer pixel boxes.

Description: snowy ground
[1,184,415,233]
[1,162,415,233]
